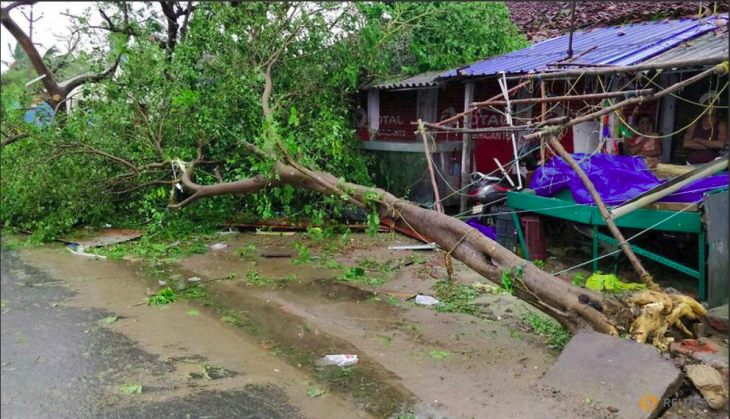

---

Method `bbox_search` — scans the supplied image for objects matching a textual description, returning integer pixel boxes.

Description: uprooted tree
[0,1,716,344]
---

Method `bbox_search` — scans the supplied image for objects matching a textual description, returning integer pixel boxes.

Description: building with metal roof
[441,14,727,78]
[644,27,728,66]
[366,71,443,90]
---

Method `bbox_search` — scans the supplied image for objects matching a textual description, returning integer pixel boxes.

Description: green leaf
[288,106,300,127]
[101,316,118,324]
[187,309,200,316]
[427,350,451,360]
[119,383,142,394]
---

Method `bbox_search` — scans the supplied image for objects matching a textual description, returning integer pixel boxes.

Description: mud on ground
[7,230,674,418]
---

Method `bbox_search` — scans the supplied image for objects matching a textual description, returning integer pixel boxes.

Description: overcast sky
[1,2,101,72]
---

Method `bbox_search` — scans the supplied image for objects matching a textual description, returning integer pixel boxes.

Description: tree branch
[57,54,121,93]
[1,3,60,97]
[1,133,29,148]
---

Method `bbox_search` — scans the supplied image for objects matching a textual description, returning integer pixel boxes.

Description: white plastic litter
[67,245,107,260]
[414,295,440,306]
[188,276,201,282]
[316,354,358,367]
[209,243,229,250]
[158,280,167,286]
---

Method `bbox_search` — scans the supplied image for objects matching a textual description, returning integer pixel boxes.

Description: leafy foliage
[1,2,526,240]
[432,280,480,315]
[148,286,177,305]
[522,313,571,351]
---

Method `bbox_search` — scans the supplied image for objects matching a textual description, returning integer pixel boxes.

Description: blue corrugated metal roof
[442,14,728,78]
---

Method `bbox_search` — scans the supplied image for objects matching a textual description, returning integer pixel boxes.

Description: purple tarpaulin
[529,154,728,205]
[467,218,497,240]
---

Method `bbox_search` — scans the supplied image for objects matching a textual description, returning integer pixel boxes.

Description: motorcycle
[467,173,518,226]
[467,142,539,226]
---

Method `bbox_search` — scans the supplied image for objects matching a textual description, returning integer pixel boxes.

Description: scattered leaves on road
[119,383,143,394]
[428,350,451,360]
[307,386,327,398]
[101,316,118,324]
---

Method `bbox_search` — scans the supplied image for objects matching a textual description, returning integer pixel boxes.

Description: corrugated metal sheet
[644,29,728,64]
[369,71,443,90]
[442,14,728,78]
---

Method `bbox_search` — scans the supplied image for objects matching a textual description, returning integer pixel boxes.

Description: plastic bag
[316,355,358,367]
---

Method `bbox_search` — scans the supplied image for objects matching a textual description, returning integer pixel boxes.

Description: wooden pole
[611,157,728,219]
[482,88,653,107]
[438,80,529,127]
[546,135,660,290]
[459,82,475,213]
[509,56,726,81]
[524,62,728,142]
[418,116,569,134]
[418,119,443,213]
[540,81,547,165]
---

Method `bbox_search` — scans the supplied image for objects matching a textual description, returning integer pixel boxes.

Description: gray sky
[1,2,101,72]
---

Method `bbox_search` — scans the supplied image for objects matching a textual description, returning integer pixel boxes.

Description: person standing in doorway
[683,92,728,165]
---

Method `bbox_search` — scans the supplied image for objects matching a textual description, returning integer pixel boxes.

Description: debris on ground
[705,304,729,332]
[686,364,728,410]
[209,242,229,251]
[187,276,201,282]
[544,330,683,419]
[387,243,438,251]
[255,230,295,236]
[670,338,719,356]
[66,245,107,260]
[61,229,145,248]
[584,272,646,292]
[413,295,441,306]
[628,291,707,351]
[316,355,358,367]
[670,338,729,370]
[260,250,294,258]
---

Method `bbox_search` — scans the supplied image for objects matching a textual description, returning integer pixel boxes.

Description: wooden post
[611,157,728,219]
[658,73,678,163]
[460,82,475,213]
[367,88,380,139]
[418,119,443,213]
[540,81,547,165]
[547,135,660,290]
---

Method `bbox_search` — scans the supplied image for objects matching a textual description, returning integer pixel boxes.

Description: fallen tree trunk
[172,148,628,335]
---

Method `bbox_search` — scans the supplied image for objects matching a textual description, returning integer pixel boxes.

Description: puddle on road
[127,255,418,418]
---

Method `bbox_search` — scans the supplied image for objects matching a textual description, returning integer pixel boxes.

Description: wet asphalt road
[0,248,305,419]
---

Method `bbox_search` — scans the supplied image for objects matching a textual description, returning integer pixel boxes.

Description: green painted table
[506,189,707,300]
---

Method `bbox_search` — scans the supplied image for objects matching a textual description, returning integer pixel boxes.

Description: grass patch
[98,235,208,262]
[335,266,385,285]
[1,235,33,250]
[246,270,272,286]
[292,242,315,265]
[148,287,177,305]
[427,350,451,360]
[187,309,200,316]
[180,285,207,299]
[432,280,480,315]
[220,315,243,327]
[306,385,327,398]
[119,383,143,394]
[523,312,571,351]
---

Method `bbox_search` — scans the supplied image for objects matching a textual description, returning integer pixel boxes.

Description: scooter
[467,173,518,226]
[467,142,539,226]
